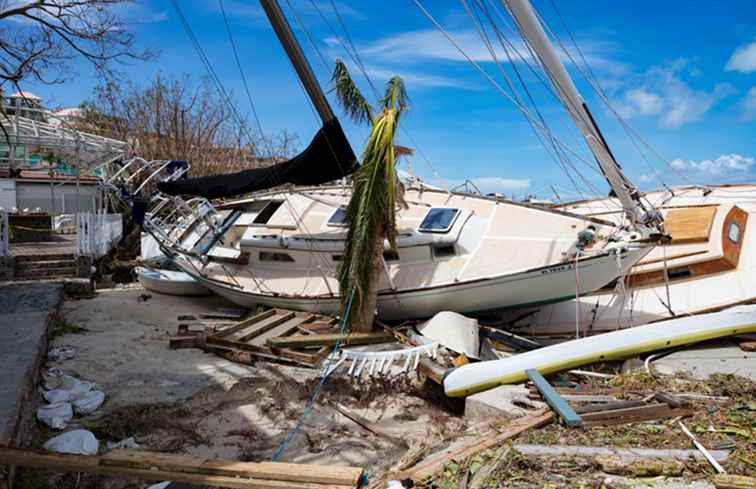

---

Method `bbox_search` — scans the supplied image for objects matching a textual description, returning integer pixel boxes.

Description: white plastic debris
[43,389,72,404]
[43,429,98,455]
[36,401,73,429]
[386,481,405,489]
[47,347,76,361]
[73,390,105,415]
[106,437,140,450]
[58,374,95,397]
[145,482,171,489]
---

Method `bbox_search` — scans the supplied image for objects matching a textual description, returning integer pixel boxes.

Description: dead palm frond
[333,64,408,331]
[330,58,373,126]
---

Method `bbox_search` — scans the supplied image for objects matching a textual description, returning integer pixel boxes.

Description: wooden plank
[581,403,692,426]
[419,358,447,384]
[212,309,276,338]
[573,400,646,415]
[526,369,582,427]
[0,447,357,489]
[512,444,730,462]
[169,335,200,349]
[330,402,407,447]
[267,332,394,349]
[233,311,296,343]
[102,450,363,486]
[391,408,554,482]
[252,314,313,346]
[664,206,717,244]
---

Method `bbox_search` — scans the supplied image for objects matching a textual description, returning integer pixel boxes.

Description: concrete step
[14,253,75,263]
[16,259,77,271]
[15,266,78,279]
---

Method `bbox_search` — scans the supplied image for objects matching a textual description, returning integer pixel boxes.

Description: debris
[0,446,364,488]
[739,341,756,352]
[581,403,691,426]
[594,455,685,477]
[678,420,726,474]
[330,402,408,447]
[390,408,554,482]
[526,369,582,427]
[267,331,395,349]
[465,384,545,420]
[72,390,106,415]
[478,326,542,352]
[137,293,152,302]
[37,401,73,429]
[325,342,440,380]
[48,346,76,361]
[654,392,690,408]
[712,474,756,489]
[106,437,141,450]
[43,429,99,455]
[511,444,731,462]
[567,369,616,379]
[43,388,72,404]
[468,446,509,489]
[572,400,646,414]
[444,307,756,397]
[452,352,469,367]
[418,311,480,359]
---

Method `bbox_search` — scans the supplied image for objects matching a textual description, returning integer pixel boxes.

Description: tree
[333,59,409,332]
[77,73,298,176]
[0,1,153,90]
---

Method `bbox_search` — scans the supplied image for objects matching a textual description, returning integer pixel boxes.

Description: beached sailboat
[493,184,756,335]
[101,0,669,321]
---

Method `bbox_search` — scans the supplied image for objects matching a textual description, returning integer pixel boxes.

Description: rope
[271,287,356,461]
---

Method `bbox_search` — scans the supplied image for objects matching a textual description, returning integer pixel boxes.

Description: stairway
[14,253,78,280]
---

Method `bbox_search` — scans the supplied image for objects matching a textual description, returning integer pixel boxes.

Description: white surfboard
[444,305,756,397]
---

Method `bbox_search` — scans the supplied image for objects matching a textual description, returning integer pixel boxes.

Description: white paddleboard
[444,305,756,397]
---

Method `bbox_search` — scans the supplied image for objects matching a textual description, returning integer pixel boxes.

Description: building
[3,91,47,122]
[0,171,99,214]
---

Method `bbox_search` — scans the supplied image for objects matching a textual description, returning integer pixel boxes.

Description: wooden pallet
[171,308,340,367]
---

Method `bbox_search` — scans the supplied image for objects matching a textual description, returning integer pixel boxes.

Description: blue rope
[270,287,357,461]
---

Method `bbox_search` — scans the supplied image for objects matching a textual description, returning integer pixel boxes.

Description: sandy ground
[49,286,460,475]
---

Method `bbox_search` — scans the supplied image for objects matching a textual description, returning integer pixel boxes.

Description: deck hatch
[419,207,460,233]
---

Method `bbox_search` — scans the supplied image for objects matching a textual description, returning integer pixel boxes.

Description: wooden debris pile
[169,308,393,368]
[0,446,364,489]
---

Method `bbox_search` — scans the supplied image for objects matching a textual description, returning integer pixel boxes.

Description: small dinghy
[135,266,211,296]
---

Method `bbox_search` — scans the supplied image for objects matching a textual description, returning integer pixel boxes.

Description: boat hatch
[419,207,461,233]
[253,200,284,225]
[327,206,348,227]
[259,251,295,262]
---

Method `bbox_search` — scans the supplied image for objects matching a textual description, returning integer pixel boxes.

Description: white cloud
[742,86,756,120]
[615,61,734,128]
[442,176,530,193]
[725,39,756,74]
[670,154,755,176]
[358,29,622,72]
[363,65,469,89]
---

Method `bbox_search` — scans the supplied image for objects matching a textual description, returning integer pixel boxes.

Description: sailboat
[110,0,668,321]
[492,184,756,335]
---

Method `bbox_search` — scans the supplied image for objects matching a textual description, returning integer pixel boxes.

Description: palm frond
[380,76,408,112]
[330,58,373,126]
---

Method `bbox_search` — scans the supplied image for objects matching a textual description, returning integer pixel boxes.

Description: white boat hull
[176,246,648,320]
[444,305,756,397]
[136,267,212,297]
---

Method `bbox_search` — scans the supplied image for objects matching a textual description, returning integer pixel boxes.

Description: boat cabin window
[253,201,284,225]
[259,251,295,262]
[332,255,342,261]
[432,244,456,259]
[419,207,460,233]
[728,223,741,244]
[667,267,691,280]
[327,206,349,227]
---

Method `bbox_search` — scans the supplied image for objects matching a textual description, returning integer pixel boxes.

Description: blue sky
[22,0,756,200]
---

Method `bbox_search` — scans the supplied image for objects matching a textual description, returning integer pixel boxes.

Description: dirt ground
[44,287,461,478]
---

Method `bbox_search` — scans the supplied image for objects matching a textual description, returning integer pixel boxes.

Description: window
[728,223,741,244]
[327,206,349,227]
[253,201,283,225]
[667,267,691,280]
[383,250,399,262]
[332,255,342,261]
[419,208,460,233]
[432,244,456,259]
[259,251,295,262]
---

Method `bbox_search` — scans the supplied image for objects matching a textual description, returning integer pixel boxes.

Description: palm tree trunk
[350,231,384,332]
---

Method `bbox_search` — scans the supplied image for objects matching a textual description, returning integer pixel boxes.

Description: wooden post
[526,369,582,427]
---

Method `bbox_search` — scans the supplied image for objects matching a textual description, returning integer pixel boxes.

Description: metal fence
[75,212,122,258]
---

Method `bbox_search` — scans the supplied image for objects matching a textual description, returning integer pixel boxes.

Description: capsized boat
[136,266,211,297]
[493,184,756,335]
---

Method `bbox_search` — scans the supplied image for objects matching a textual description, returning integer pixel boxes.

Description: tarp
[157,118,357,199]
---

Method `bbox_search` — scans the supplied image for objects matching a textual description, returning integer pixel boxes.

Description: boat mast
[258,0,335,124]
[502,0,662,232]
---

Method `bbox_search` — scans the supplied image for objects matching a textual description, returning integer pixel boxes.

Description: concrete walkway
[0,283,62,449]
